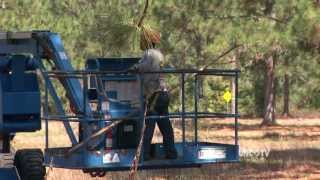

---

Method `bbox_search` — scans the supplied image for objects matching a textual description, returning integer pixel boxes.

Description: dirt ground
[13,118,320,179]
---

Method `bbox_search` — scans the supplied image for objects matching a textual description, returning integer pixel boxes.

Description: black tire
[14,149,45,180]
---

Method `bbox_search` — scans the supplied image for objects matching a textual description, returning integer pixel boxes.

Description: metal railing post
[139,73,145,161]
[38,62,78,145]
[83,75,88,118]
[194,74,198,144]
[181,73,186,156]
[235,73,239,145]
[45,83,49,149]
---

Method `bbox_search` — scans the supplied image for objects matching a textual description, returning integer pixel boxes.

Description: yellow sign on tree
[223,89,232,103]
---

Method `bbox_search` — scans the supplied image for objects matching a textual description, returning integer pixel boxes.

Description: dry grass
[12,118,320,179]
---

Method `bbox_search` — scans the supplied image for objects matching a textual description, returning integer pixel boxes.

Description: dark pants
[143,91,177,158]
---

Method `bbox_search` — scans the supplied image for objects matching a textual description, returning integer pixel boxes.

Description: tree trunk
[282,73,290,117]
[261,0,276,126]
[253,59,266,117]
[282,58,290,117]
[262,55,276,126]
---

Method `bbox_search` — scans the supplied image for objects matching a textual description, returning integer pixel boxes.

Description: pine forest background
[1,0,320,125]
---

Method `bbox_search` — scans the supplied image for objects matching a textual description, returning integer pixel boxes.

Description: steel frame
[42,68,240,170]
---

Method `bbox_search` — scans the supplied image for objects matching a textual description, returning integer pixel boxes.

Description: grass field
[12,118,320,179]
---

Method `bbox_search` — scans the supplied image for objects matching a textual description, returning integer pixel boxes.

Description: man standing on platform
[132,28,178,160]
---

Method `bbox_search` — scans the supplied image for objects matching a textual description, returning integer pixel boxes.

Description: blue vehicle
[0,31,240,179]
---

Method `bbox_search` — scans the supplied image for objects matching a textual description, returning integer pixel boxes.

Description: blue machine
[0,55,40,133]
[0,31,240,179]
[0,53,42,180]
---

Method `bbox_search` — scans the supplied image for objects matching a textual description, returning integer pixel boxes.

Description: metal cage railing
[42,68,240,153]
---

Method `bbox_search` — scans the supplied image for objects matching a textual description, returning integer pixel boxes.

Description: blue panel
[10,55,28,91]
[87,58,140,71]
[101,76,137,81]
[0,55,41,133]
[0,38,38,55]
[106,91,117,99]
[3,92,40,114]
[0,167,20,180]
[108,102,140,119]
[1,119,40,132]
[44,142,239,170]
[86,58,140,82]
[0,57,10,72]
[1,74,39,92]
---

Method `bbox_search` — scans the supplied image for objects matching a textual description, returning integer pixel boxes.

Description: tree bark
[282,58,290,117]
[253,58,265,117]
[282,74,290,117]
[262,54,276,126]
[261,1,277,125]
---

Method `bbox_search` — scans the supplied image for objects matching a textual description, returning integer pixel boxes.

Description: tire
[14,149,45,180]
